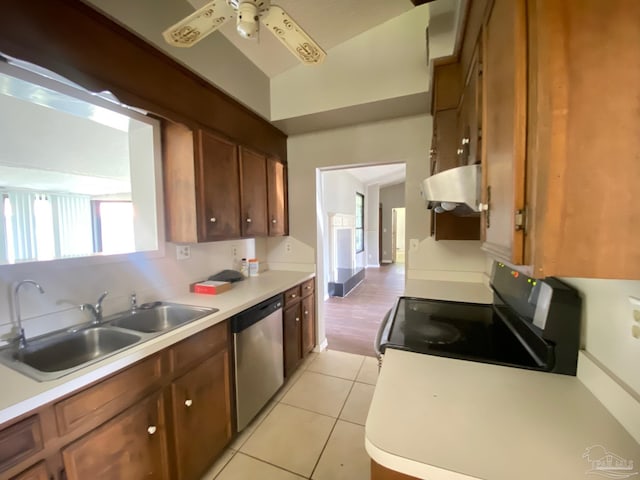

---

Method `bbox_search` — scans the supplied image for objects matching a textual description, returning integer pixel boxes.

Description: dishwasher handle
[230,294,283,334]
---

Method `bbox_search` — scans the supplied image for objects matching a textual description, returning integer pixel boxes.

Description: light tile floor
[202,350,379,480]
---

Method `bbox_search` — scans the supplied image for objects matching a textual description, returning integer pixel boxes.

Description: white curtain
[7,191,37,262]
[49,193,93,258]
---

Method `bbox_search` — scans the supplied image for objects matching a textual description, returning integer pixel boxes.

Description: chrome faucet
[12,280,45,350]
[80,291,109,324]
[130,292,138,312]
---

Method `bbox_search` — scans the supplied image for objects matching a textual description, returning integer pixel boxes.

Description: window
[355,192,364,253]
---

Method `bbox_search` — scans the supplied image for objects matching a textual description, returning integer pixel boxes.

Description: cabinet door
[171,349,232,480]
[481,0,527,263]
[283,304,302,378]
[267,157,287,236]
[458,49,482,167]
[239,146,268,237]
[62,391,169,480]
[10,462,50,480]
[301,294,315,356]
[196,130,241,240]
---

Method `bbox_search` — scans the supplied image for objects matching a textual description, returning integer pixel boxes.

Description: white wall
[365,185,380,267]
[270,6,430,120]
[321,170,366,269]
[562,278,640,396]
[380,183,405,263]
[0,238,263,344]
[267,114,487,349]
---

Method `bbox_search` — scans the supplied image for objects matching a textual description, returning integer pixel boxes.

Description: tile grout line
[237,451,312,479]
[308,376,359,479]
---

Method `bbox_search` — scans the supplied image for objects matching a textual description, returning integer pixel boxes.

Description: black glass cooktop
[381,297,546,370]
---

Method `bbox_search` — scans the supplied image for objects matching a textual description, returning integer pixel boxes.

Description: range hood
[420,164,481,215]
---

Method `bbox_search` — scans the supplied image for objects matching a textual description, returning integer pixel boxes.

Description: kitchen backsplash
[0,238,265,345]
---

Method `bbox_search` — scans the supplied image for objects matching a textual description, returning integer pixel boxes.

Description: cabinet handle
[210,217,217,223]
[272,218,277,224]
[185,399,193,407]
[462,137,470,145]
[246,218,252,223]
[304,310,309,316]
[305,285,311,290]
[290,293,297,299]
[295,317,300,322]
[147,425,157,435]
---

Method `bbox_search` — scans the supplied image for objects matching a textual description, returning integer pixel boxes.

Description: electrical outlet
[176,245,191,260]
[231,244,239,258]
[285,242,292,253]
[410,238,419,252]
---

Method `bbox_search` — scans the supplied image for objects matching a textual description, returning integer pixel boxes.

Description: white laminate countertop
[0,270,314,426]
[365,349,640,480]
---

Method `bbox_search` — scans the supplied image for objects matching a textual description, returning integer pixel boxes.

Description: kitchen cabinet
[267,157,288,236]
[11,462,50,480]
[283,279,316,378]
[0,322,232,480]
[0,416,43,475]
[371,460,418,480]
[429,61,481,241]
[457,47,482,167]
[62,391,170,480]
[170,350,231,480]
[480,0,527,263]
[163,123,241,242]
[163,122,289,242]
[239,146,268,237]
[476,0,640,278]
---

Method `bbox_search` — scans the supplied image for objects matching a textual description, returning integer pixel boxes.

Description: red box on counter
[191,280,232,295]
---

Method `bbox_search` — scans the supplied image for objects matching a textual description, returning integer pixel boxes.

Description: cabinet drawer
[169,321,228,373]
[301,279,315,297]
[0,416,43,473]
[55,354,163,436]
[284,285,301,307]
[10,461,49,480]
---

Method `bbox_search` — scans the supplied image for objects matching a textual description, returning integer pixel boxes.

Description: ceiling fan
[162,0,326,65]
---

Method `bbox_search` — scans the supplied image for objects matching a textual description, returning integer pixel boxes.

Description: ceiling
[81,0,463,184]
[186,0,416,78]
[342,164,406,188]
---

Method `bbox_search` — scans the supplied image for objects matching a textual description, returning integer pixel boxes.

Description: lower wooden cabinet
[283,303,303,378]
[371,460,419,480]
[170,349,232,480]
[283,279,316,378]
[10,462,50,480]
[62,391,170,480]
[301,294,315,356]
[0,416,43,474]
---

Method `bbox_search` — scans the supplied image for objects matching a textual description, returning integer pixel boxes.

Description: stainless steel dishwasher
[231,294,284,431]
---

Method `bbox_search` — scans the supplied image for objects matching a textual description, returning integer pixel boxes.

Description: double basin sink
[0,303,218,382]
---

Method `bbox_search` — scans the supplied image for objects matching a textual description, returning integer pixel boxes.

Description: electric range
[375,262,582,375]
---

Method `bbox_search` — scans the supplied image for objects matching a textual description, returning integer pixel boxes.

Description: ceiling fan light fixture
[236,2,260,38]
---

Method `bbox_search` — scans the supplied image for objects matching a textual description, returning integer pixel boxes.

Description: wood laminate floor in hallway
[324,263,405,357]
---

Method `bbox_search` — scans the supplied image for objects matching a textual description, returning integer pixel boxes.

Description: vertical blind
[0,189,93,263]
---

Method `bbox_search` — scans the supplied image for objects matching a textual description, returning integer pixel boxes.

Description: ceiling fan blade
[261,5,326,65]
[162,0,232,48]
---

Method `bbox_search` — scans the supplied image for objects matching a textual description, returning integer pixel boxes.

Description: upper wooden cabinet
[475,0,640,278]
[429,60,481,241]
[480,0,527,263]
[239,147,268,237]
[267,157,288,236]
[163,122,288,242]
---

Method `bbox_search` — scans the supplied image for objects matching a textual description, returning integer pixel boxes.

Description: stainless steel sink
[107,303,218,333]
[16,327,141,372]
[0,327,141,381]
[0,302,217,381]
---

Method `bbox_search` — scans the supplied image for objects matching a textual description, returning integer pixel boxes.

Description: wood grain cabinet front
[10,461,50,480]
[283,279,316,378]
[266,157,288,236]
[239,146,268,237]
[0,416,43,475]
[170,349,232,480]
[61,390,170,480]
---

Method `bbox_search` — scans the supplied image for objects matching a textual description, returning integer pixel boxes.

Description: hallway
[324,263,405,357]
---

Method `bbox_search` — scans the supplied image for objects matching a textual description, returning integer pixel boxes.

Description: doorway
[392,207,405,264]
